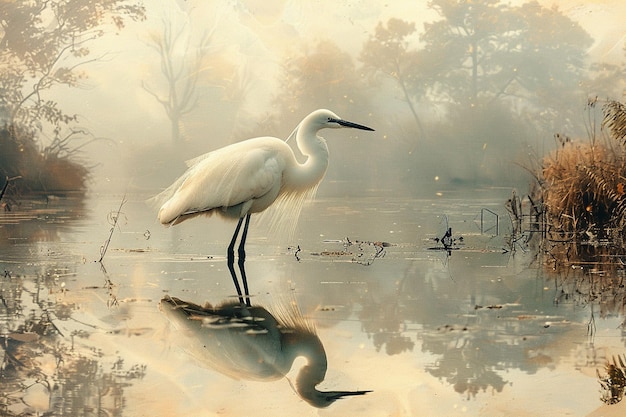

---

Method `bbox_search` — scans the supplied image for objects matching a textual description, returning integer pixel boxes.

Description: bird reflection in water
[159,295,370,407]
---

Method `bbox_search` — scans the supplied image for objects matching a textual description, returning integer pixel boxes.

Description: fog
[5,3,626,415]
[15,0,619,198]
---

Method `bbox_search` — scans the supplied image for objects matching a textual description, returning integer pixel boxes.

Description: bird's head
[285,333,371,408]
[295,364,372,408]
[308,109,374,132]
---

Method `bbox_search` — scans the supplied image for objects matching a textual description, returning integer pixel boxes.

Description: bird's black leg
[237,214,251,306]
[227,217,245,304]
[227,217,244,264]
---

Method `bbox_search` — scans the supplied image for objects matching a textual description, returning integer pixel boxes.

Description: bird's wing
[161,297,285,380]
[157,138,288,224]
[184,150,212,168]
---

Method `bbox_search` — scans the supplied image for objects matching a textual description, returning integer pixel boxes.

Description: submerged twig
[0,176,22,209]
[98,195,127,263]
[98,262,119,308]
[0,176,8,202]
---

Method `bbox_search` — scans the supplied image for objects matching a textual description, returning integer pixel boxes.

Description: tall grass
[540,100,626,241]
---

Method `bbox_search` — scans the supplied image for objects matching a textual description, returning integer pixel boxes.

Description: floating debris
[306,237,389,265]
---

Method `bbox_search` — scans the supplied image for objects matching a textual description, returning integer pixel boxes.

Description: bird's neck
[282,332,329,402]
[286,128,329,190]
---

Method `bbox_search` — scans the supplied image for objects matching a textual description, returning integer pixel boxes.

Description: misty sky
[44,0,626,190]
[78,0,625,123]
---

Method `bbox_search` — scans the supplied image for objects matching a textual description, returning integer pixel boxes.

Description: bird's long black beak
[318,389,372,406]
[333,118,375,131]
[328,390,373,400]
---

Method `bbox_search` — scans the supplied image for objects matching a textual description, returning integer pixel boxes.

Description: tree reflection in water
[359,290,415,355]
[5,194,626,413]
[356,243,593,400]
[0,266,146,417]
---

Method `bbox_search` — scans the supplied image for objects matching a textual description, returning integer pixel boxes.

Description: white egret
[160,295,371,407]
[154,109,374,302]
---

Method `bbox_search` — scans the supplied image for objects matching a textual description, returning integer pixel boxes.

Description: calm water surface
[1,190,624,416]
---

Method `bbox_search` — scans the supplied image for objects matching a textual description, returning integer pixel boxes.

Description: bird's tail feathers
[147,170,191,216]
[148,151,216,222]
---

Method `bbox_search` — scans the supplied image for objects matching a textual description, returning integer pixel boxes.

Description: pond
[1,190,625,416]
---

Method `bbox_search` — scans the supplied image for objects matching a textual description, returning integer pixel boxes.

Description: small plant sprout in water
[98,195,127,263]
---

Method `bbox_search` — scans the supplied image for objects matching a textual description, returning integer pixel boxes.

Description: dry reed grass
[527,100,626,275]
[541,101,626,241]
[539,102,626,405]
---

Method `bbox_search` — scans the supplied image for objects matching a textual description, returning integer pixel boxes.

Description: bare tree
[142,17,216,143]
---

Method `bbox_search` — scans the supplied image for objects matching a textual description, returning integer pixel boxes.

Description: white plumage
[157,137,294,224]
[153,109,373,304]
[155,109,374,232]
